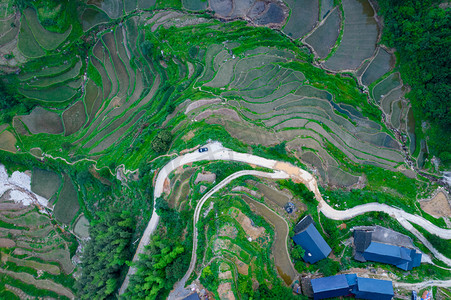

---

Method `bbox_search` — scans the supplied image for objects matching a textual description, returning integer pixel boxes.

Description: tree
[140,40,153,56]
[125,235,186,300]
[317,258,340,277]
[75,210,134,299]
[291,245,305,260]
[378,0,451,165]
[151,129,172,153]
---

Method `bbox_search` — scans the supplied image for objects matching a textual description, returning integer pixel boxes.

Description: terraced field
[0,2,444,298]
[0,199,76,298]
[323,0,378,71]
[189,43,405,185]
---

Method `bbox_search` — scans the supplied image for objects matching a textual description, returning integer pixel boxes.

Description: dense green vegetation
[14,0,82,36]
[124,197,191,299]
[75,210,134,299]
[378,0,451,165]
[0,76,35,123]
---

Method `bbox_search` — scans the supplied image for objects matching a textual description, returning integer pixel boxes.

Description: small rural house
[292,215,332,264]
[353,226,422,270]
[353,277,394,300]
[311,274,394,300]
[311,274,355,300]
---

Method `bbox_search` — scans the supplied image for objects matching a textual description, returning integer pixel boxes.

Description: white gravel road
[119,142,451,296]
[168,170,290,300]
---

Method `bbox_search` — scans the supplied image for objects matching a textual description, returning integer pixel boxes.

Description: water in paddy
[358,0,374,17]
[241,195,296,285]
[407,107,416,154]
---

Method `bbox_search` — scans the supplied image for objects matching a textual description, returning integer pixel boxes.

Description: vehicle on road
[198,147,208,153]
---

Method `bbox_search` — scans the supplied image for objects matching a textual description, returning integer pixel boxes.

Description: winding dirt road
[169,170,290,300]
[119,142,451,296]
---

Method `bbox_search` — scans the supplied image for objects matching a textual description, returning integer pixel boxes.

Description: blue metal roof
[412,252,422,267]
[292,224,332,264]
[363,242,421,271]
[355,277,394,300]
[312,274,349,292]
[345,273,358,287]
[311,275,352,300]
[183,293,200,300]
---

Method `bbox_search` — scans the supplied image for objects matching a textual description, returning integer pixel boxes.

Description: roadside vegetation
[124,197,191,299]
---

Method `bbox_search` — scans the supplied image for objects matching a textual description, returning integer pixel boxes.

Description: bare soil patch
[217,282,235,300]
[274,162,300,176]
[182,130,195,141]
[232,256,249,275]
[218,224,238,239]
[163,178,170,195]
[219,270,233,280]
[229,207,265,240]
[195,108,241,122]
[420,191,451,218]
[0,130,17,153]
[194,172,216,184]
[185,98,221,114]
[0,238,15,248]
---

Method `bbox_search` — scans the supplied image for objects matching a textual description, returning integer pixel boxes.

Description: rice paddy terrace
[0,0,448,298]
[0,0,427,183]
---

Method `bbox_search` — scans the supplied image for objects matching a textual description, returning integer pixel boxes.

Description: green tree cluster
[291,244,306,261]
[151,129,172,153]
[378,0,451,164]
[253,283,305,300]
[278,180,316,202]
[75,210,135,299]
[124,235,186,300]
[316,258,340,277]
[0,77,35,123]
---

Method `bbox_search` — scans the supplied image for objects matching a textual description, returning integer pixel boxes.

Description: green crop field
[54,173,79,225]
[283,0,319,39]
[30,168,62,200]
[27,60,82,88]
[19,86,77,103]
[372,72,401,102]
[361,48,394,86]
[23,8,71,51]
[19,107,63,135]
[0,200,76,298]
[62,100,87,136]
[17,15,45,58]
[324,0,378,71]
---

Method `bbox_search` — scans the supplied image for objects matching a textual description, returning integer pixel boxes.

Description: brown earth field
[420,191,451,218]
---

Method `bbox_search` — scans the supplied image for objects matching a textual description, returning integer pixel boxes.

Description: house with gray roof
[353,226,422,271]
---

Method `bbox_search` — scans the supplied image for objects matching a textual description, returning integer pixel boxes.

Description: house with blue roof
[353,277,394,300]
[353,226,422,271]
[182,293,200,300]
[363,242,422,270]
[311,274,355,300]
[292,215,332,264]
[310,274,394,300]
